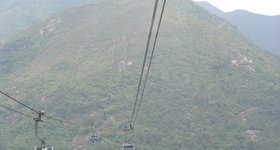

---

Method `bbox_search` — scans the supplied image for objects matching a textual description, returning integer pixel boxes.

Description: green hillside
[1,0,280,149]
[0,0,95,44]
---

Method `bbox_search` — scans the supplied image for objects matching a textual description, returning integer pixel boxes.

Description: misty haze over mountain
[195,1,280,56]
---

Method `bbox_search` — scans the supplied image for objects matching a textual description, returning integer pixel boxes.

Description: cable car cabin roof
[34,147,54,150]
[122,143,135,150]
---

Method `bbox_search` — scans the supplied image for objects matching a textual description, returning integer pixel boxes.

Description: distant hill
[195,1,280,56]
[1,0,280,149]
[0,0,95,44]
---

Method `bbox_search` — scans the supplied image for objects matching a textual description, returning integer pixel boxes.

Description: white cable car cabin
[34,147,54,150]
[122,143,135,150]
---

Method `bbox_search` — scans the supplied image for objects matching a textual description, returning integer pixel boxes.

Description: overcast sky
[193,0,280,16]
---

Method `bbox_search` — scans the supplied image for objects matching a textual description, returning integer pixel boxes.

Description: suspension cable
[0,90,89,126]
[0,90,39,113]
[132,0,166,127]
[129,0,160,127]
[129,0,166,129]
[0,103,82,131]
[0,103,33,118]
[44,114,89,126]
[1,0,167,146]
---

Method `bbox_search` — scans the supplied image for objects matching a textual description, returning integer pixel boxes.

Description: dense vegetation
[0,0,280,149]
[0,0,95,44]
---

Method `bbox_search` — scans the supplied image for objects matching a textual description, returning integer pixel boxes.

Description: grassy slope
[0,0,280,149]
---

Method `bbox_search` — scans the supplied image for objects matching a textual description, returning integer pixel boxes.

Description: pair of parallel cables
[0,0,167,146]
[128,0,166,140]
[0,90,87,126]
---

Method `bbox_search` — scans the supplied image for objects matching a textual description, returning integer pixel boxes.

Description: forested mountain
[0,0,95,44]
[0,0,280,149]
[195,1,280,56]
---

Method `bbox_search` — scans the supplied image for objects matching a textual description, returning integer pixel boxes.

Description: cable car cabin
[34,147,54,150]
[122,143,135,150]
[123,125,130,132]
[90,134,100,145]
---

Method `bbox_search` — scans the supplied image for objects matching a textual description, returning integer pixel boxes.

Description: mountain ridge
[0,0,280,149]
[195,1,280,56]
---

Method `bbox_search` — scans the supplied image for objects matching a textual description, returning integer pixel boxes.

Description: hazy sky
[193,0,280,16]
